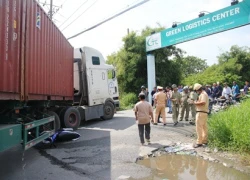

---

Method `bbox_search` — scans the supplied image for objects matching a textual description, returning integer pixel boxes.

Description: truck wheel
[102,101,115,120]
[63,107,81,130]
[46,111,61,131]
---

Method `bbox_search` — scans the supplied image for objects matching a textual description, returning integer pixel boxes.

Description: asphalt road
[0,109,196,180]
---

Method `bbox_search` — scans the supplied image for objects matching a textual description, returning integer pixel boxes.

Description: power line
[61,0,69,7]
[67,0,150,40]
[61,0,99,31]
[57,12,66,18]
[59,0,89,28]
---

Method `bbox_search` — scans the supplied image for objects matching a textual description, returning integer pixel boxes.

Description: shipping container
[0,0,74,101]
[0,0,22,100]
[0,0,119,152]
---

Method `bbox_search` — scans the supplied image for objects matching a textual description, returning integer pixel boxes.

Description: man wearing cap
[188,86,198,125]
[170,84,181,126]
[179,86,190,122]
[154,86,167,125]
[134,93,154,145]
[193,83,209,148]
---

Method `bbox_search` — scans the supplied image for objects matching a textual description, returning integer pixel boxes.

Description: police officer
[179,86,190,122]
[170,84,181,126]
[193,83,209,148]
[188,86,198,125]
[154,86,167,125]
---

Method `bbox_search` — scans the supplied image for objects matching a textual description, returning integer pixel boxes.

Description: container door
[0,0,23,100]
[24,0,73,101]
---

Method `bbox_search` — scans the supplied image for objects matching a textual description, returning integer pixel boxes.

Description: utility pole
[37,0,61,20]
[49,0,53,19]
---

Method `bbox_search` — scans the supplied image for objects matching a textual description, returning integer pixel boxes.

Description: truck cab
[73,47,119,121]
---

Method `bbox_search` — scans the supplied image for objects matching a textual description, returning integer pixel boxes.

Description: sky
[39,0,250,65]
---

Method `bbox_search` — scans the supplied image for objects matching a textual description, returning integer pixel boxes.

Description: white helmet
[183,86,189,90]
[193,83,202,91]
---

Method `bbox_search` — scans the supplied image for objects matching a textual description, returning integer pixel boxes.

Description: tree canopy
[182,45,250,87]
[174,56,208,79]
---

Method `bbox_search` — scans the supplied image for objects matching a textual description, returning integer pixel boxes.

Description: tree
[174,56,208,78]
[182,45,250,87]
[107,26,185,94]
[217,45,250,83]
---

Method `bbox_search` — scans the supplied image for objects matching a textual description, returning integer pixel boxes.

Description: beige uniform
[189,91,198,123]
[171,91,181,123]
[154,91,167,124]
[195,91,209,144]
[180,91,190,121]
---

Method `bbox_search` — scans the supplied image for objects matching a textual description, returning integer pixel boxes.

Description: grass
[208,98,250,152]
[119,93,138,110]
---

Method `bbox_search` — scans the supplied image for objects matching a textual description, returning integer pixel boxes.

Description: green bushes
[120,93,138,110]
[208,99,250,152]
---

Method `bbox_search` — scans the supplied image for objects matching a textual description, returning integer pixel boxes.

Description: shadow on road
[80,116,136,131]
[0,128,112,180]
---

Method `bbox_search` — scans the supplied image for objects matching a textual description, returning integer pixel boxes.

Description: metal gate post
[147,53,156,104]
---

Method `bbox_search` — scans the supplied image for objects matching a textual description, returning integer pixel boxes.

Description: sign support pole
[147,53,156,104]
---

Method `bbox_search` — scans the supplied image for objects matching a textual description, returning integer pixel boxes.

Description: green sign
[146,0,250,52]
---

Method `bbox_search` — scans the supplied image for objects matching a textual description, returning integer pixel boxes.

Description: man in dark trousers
[134,93,154,145]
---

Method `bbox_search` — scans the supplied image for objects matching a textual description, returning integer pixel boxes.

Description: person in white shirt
[222,83,232,99]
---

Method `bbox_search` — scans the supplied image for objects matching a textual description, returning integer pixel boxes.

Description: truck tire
[102,101,115,120]
[63,107,81,130]
[47,111,61,131]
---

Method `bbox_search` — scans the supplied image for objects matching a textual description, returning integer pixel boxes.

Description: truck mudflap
[23,117,55,150]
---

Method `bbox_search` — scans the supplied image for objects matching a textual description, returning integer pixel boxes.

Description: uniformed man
[170,84,181,126]
[154,86,167,125]
[193,83,209,148]
[188,86,198,125]
[179,86,190,121]
[140,85,149,102]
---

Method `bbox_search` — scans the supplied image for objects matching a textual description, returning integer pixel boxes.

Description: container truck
[0,0,119,152]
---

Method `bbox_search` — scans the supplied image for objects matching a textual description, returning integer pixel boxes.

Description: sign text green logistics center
[146,0,250,52]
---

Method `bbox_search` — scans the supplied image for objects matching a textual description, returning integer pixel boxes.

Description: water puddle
[134,154,250,180]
